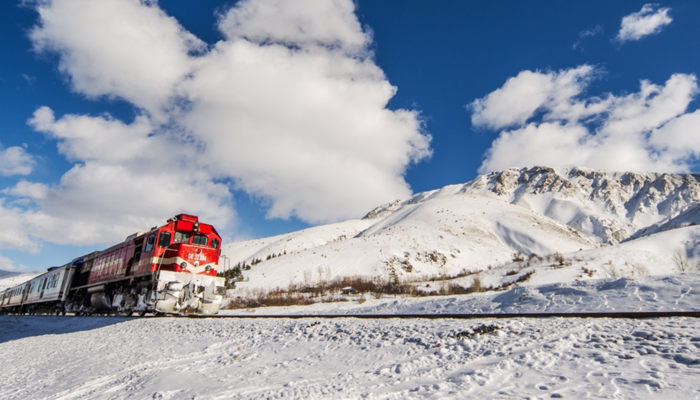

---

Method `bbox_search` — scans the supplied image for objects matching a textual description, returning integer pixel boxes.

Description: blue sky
[1,0,698,271]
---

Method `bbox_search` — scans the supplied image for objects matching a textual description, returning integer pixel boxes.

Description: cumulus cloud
[470,65,597,130]
[30,0,205,120]
[616,4,672,43]
[0,254,29,272]
[0,144,35,176]
[0,106,234,252]
[181,4,430,223]
[1,180,48,200]
[471,66,700,174]
[0,0,430,250]
[218,0,369,55]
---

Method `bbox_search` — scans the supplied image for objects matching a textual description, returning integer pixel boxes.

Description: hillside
[462,166,700,243]
[0,270,40,292]
[222,166,700,293]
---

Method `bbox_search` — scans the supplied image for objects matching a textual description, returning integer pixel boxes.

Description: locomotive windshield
[174,231,191,244]
[193,234,208,246]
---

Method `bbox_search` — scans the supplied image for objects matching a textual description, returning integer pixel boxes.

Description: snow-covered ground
[2,273,700,399]
[2,315,699,399]
[3,167,700,398]
[221,273,700,316]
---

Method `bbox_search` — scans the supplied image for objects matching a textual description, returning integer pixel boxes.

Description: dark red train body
[1,214,227,316]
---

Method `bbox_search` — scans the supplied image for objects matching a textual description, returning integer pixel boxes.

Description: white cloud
[0,143,35,176]
[471,67,700,174]
[218,0,369,56]
[0,0,431,250]
[616,4,672,43]
[0,198,38,252]
[0,254,29,272]
[1,180,48,200]
[469,65,597,130]
[649,110,700,164]
[30,0,204,120]
[10,107,235,249]
[180,16,430,223]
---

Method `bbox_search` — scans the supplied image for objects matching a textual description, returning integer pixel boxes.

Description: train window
[193,234,208,246]
[144,234,156,252]
[158,231,171,248]
[174,231,191,244]
[211,238,220,249]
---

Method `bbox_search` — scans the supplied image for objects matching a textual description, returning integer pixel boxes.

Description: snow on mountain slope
[633,203,700,239]
[222,166,700,294]
[0,270,39,292]
[228,193,597,292]
[461,166,700,243]
[570,224,700,277]
[222,219,377,266]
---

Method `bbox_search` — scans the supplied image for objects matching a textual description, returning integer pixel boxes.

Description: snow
[0,270,40,292]
[225,193,598,293]
[220,273,700,316]
[2,273,700,399]
[4,166,700,398]
[220,167,700,298]
[2,315,700,398]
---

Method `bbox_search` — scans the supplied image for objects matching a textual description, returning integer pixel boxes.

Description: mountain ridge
[222,166,700,293]
[367,166,700,244]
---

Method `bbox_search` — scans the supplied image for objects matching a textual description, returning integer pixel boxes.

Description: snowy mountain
[222,166,700,293]
[462,166,700,243]
[0,270,40,292]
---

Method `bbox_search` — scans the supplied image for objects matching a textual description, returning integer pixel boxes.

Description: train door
[141,233,157,271]
[39,276,48,299]
[130,235,146,275]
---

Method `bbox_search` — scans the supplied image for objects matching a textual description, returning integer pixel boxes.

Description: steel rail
[183,311,700,319]
[3,311,700,319]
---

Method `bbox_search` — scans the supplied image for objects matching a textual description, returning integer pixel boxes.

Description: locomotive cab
[140,214,222,277]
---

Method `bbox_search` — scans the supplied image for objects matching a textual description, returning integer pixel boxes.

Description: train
[0,214,227,316]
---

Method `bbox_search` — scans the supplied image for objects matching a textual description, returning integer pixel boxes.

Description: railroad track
[3,311,699,319]
[185,311,700,319]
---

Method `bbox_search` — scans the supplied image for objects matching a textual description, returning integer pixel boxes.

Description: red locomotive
[0,214,227,316]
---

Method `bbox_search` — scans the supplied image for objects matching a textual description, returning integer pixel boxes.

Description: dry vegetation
[223,267,536,310]
[673,247,692,273]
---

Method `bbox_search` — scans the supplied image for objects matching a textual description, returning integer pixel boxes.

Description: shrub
[672,247,692,273]
[470,274,483,293]
[512,252,525,262]
[602,262,619,278]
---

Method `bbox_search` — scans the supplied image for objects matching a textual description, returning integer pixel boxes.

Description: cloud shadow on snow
[0,315,134,344]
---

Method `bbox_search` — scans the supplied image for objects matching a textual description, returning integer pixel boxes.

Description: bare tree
[672,247,691,273]
[470,273,483,293]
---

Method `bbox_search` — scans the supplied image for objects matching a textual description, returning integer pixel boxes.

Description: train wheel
[138,310,147,317]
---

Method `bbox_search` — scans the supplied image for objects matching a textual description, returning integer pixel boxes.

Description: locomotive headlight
[194,261,200,267]
[205,266,212,272]
[180,262,187,269]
